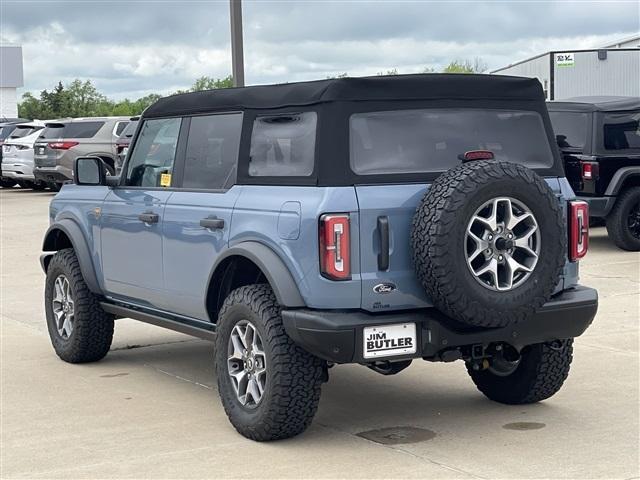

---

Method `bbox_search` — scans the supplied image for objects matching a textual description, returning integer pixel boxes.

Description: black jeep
[548,96,640,250]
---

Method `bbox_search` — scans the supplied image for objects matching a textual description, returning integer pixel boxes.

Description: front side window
[549,111,590,150]
[350,109,554,175]
[125,118,181,187]
[249,112,316,177]
[183,113,242,190]
[603,111,640,151]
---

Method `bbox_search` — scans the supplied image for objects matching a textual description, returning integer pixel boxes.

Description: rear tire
[466,339,573,404]
[605,187,640,251]
[32,181,47,191]
[45,249,114,363]
[0,178,16,188]
[215,284,325,441]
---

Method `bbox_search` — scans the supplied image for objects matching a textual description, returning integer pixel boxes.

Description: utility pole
[229,0,245,87]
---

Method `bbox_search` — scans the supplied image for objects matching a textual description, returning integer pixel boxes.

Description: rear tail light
[581,161,598,180]
[569,201,589,261]
[48,141,79,150]
[319,213,351,280]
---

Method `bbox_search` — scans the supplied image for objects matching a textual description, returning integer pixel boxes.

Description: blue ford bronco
[40,74,598,441]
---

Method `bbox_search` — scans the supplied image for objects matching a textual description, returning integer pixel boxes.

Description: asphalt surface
[1,187,638,479]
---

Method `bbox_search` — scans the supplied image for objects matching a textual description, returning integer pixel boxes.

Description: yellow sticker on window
[160,173,172,187]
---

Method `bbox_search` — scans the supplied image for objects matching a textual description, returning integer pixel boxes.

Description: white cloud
[1,1,638,100]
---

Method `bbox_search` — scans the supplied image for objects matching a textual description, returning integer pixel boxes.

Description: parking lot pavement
[1,187,638,480]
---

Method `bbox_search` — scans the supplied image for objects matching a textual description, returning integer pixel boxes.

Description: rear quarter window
[350,109,554,175]
[63,122,105,138]
[603,111,640,151]
[249,112,316,177]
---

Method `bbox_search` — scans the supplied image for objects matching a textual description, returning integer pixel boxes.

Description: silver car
[1,121,47,189]
[33,117,129,190]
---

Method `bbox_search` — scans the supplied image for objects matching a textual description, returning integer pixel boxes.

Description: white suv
[1,121,47,189]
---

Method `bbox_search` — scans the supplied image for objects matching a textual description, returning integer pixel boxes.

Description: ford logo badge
[373,283,396,294]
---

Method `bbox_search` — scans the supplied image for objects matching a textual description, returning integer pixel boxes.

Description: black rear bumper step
[282,286,598,364]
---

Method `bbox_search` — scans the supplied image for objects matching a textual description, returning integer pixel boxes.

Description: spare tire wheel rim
[465,197,540,291]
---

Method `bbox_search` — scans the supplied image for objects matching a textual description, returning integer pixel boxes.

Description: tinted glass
[39,122,104,139]
[549,111,589,150]
[0,125,19,140]
[9,126,42,138]
[120,120,139,138]
[603,111,640,151]
[350,109,554,175]
[183,114,242,190]
[249,112,316,176]
[125,118,181,187]
[64,122,104,138]
[115,121,128,136]
[39,125,65,139]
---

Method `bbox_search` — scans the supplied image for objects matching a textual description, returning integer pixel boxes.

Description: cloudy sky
[1,0,638,100]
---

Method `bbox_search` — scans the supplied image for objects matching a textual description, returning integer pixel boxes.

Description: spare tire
[411,160,565,328]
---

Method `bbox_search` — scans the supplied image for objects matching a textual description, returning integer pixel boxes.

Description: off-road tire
[466,339,573,404]
[215,284,325,441]
[32,181,48,191]
[605,187,640,251]
[411,160,565,328]
[45,249,114,363]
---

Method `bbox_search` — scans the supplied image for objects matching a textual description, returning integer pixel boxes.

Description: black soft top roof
[548,96,640,113]
[144,73,545,118]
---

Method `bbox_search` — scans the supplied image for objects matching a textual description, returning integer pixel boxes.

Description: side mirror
[74,156,106,186]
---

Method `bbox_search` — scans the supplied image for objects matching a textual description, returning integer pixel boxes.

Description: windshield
[549,111,590,151]
[350,108,554,175]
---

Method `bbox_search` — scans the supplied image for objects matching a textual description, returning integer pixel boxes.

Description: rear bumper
[1,162,35,180]
[282,286,598,364]
[34,166,72,184]
[578,195,616,218]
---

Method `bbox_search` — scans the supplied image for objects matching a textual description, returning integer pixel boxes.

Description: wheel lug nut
[507,233,513,239]
[488,235,493,240]
[498,255,504,261]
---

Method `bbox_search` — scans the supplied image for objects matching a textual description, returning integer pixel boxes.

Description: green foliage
[442,58,487,74]
[18,76,233,120]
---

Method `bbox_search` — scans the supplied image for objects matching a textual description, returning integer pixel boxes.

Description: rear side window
[182,113,242,190]
[249,112,316,177]
[125,118,181,187]
[39,122,104,139]
[603,112,640,151]
[120,120,139,138]
[115,121,128,136]
[64,122,104,138]
[0,125,18,140]
[350,109,554,175]
[549,111,590,150]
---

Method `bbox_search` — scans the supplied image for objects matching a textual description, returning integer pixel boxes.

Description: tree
[443,58,487,74]
[190,75,234,91]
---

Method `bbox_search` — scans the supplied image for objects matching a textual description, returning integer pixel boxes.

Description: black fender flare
[212,241,305,307]
[41,219,102,294]
[605,167,640,196]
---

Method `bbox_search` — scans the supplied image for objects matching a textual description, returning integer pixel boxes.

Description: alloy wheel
[52,274,75,339]
[227,320,267,408]
[465,197,540,291]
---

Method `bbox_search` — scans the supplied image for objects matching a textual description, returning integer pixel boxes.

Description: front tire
[45,249,114,363]
[466,339,573,404]
[0,178,16,188]
[606,187,640,251]
[215,284,325,441]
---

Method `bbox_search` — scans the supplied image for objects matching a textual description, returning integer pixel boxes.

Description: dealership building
[492,34,640,100]
[0,45,24,119]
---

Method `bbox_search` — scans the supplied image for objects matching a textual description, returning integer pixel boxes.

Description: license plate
[122,146,128,155]
[363,323,416,359]
[38,147,45,154]
[3,145,10,153]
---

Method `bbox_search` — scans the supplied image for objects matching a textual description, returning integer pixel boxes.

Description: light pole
[229,0,245,87]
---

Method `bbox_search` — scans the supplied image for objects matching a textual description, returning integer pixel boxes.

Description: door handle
[138,212,159,224]
[377,216,390,271]
[200,216,225,230]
